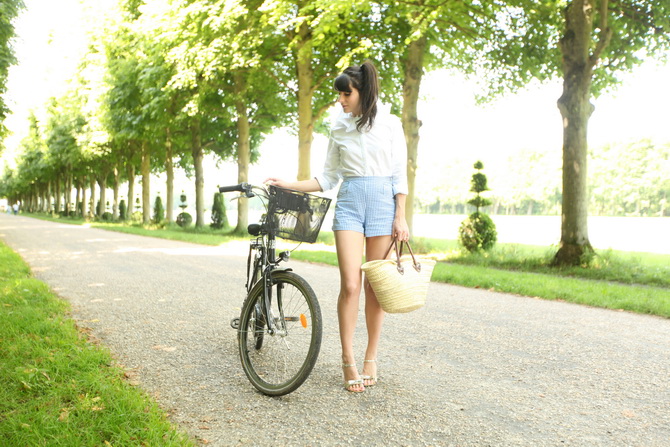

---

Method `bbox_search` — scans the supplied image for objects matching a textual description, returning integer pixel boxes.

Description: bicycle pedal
[230,318,240,329]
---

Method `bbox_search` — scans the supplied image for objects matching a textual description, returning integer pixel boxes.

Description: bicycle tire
[238,271,322,396]
[250,263,264,350]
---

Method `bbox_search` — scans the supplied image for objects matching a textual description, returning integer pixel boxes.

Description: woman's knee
[340,280,362,300]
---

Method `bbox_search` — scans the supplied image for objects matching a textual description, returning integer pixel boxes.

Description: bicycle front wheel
[238,271,322,396]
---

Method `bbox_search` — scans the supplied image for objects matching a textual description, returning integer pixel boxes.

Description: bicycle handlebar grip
[219,182,249,193]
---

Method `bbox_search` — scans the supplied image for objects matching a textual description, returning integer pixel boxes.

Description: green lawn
[0,241,194,446]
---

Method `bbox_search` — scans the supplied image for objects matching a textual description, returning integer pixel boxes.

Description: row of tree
[7,135,669,218]
[1,0,669,264]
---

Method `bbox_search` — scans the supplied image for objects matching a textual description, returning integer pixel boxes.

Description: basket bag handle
[382,239,421,275]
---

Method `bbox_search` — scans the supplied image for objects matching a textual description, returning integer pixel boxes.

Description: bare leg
[362,234,393,385]
[335,230,365,391]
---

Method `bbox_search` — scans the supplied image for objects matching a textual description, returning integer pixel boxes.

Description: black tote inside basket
[268,186,332,243]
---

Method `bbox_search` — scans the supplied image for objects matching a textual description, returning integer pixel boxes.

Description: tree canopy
[0,0,24,151]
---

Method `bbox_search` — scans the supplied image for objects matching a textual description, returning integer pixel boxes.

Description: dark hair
[333,60,379,132]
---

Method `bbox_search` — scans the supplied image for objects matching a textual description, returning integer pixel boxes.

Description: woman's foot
[342,363,365,393]
[361,359,378,387]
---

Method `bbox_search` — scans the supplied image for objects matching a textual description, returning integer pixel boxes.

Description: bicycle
[218,182,332,396]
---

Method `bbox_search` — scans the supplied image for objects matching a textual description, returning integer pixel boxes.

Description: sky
[3,0,670,185]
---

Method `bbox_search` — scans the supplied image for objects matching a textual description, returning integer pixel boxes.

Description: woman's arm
[393,193,410,241]
[264,177,322,193]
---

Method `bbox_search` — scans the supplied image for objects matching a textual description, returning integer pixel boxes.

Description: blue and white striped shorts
[332,176,396,237]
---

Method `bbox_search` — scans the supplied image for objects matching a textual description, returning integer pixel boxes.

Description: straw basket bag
[361,240,436,313]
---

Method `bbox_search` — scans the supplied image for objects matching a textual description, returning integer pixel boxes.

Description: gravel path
[2,213,669,447]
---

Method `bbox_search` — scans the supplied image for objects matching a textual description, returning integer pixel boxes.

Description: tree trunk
[141,141,151,225]
[80,177,87,218]
[54,176,62,214]
[126,163,136,217]
[191,120,205,228]
[553,0,611,266]
[165,128,174,224]
[97,174,108,218]
[65,168,73,215]
[89,177,96,218]
[401,36,427,236]
[234,72,251,233]
[295,21,314,181]
[75,185,81,217]
[45,181,52,214]
[112,167,120,220]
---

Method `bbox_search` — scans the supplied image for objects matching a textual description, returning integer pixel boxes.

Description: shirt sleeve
[391,117,408,196]
[314,133,341,192]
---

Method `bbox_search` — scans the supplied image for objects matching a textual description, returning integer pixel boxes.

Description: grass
[20,212,670,318]
[0,241,195,446]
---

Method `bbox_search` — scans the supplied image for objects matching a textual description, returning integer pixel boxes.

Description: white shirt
[315,106,409,196]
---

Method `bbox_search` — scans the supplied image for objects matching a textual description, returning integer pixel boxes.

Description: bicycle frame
[243,189,292,337]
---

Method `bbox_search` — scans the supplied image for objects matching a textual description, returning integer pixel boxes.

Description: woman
[266,60,409,392]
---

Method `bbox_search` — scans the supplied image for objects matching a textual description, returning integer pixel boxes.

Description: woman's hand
[393,217,410,242]
[264,177,288,188]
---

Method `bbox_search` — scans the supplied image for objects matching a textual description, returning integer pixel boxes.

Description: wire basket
[268,186,332,243]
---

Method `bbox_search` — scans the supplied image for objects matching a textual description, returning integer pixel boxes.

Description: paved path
[2,214,669,447]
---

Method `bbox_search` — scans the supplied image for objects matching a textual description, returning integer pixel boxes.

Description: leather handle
[381,239,421,274]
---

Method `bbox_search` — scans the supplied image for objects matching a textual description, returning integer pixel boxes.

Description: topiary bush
[176,212,192,227]
[119,199,127,220]
[458,212,497,252]
[459,161,497,252]
[210,192,229,229]
[101,212,113,221]
[153,195,164,224]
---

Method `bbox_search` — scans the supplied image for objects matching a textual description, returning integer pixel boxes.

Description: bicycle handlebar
[219,182,253,194]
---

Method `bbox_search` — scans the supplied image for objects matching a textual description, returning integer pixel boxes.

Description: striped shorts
[332,176,396,237]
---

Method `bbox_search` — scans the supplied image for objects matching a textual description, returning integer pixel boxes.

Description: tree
[261,0,382,181]
[458,161,497,252]
[590,140,670,216]
[466,1,669,264]
[0,0,25,152]
[157,0,292,231]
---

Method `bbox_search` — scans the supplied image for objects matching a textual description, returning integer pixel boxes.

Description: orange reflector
[300,314,308,328]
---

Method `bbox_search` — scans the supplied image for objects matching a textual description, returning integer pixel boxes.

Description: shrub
[101,212,113,221]
[459,212,498,252]
[119,200,127,220]
[153,195,164,224]
[459,161,497,252]
[176,212,192,227]
[210,192,229,229]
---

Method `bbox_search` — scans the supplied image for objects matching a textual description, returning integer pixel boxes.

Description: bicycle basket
[268,186,332,243]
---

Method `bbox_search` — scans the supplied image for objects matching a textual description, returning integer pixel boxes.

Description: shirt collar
[340,112,360,132]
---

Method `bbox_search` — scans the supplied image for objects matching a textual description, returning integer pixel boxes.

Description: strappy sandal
[342,363,365,393]
[361,359,378,387]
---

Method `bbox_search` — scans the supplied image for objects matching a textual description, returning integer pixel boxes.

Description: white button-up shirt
[315,107,408,196]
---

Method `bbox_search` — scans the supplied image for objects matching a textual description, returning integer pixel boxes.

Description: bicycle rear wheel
[238,271,322,396]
